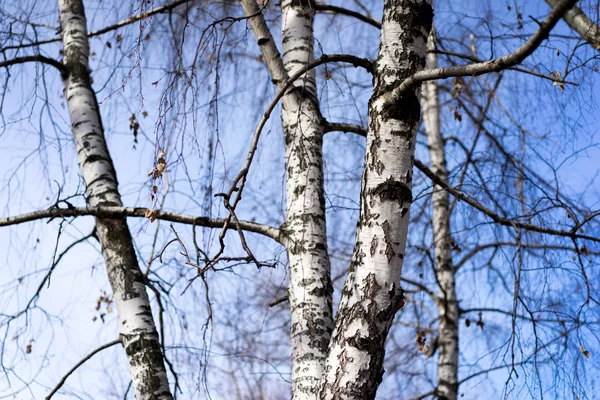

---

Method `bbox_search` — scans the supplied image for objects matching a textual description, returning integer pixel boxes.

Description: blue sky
[1,0,599,398]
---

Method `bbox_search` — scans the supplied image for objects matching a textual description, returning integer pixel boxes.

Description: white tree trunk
[59,1,172,398]
[242,1,333,398]
[281,1,333,397]
[422,31,459,400]
[319,1,433,399]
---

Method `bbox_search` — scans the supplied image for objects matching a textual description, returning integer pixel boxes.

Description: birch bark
[422,31,459,400]
[59,1,172,398]
[319,1,433,399]
[281,2,333,398]
[241,1,333,398]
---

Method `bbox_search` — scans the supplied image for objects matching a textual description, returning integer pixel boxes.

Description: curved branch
[430,49,579,85]
[391,0,578,97]
[0,206,281,243]
[414,159,600,243]
[314,4,381,29]
[221,53,372,208]
[0,55,67,74]
[46,339,122,399]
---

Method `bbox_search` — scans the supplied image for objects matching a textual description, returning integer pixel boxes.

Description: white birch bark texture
[320,1,433,399]
[422,31,459,400]
[59,1,173,398]
[240,1,333,397]
[281,1,333,398]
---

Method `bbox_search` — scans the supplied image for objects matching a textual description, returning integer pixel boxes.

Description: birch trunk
[422,31,459,400]
[281,1,333,397]
[242,1,333,398]
[319,1,433,399]
[59,1,172,398]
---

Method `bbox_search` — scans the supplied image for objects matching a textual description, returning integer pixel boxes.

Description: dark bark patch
[371,177,412,204]
[381,220,395,262]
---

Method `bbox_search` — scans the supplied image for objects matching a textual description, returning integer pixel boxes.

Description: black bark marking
[371,177,412,204]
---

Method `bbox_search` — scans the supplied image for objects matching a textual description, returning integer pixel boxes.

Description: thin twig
[46,339,122,399]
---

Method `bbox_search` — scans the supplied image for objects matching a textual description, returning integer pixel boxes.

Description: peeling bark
[319,1,433,399]
[58,1,172,398]
[241,1,333,398]
[281,1,333,398]
[422,31,459,400]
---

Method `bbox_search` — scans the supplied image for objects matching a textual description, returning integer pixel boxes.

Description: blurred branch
[314,4,381,29]
[546,0,600,50]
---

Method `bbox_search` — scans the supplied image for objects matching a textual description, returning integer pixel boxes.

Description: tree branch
[391,0,578,97]
[430,49,579,85]
[314,4,381,29]
[46,339,122,399]
[0,206,281,243]
[0,55,67,74]
[323,121,367,136]
[414,159,600,243]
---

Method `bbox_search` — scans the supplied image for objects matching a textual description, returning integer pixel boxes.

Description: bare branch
[0,206,281,243]
[1,0,193,52]
[414,159,600,243]
[392,0,579,97]
[46,339,122,399]
[430,49,579,85]
[0,55,66,74]
[314,4,381,29]
[323,121,367,136]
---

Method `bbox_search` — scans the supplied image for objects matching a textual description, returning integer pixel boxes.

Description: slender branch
[454,241,600,269]
[0,206,281,243]
[314,4,381,29]
[46,339,122,399]
[414,159,600,243]
[0,55,67,74]
[1,0,193,52]
[430,49,579,85]
[217,53,372,240]
[391,0,579,97]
